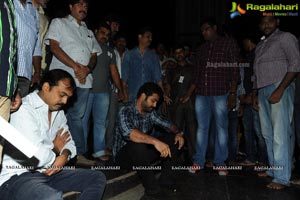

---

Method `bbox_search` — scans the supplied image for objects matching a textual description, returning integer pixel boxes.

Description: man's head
[105,14,120,34]
[259,16,279,37]
[136,82,163,113]
[32,0,49,8]
[95,21,111,45]
[38,69,76,112]
[113,32,127,51]
[173,44,186,63]
[137,26,153,48]
[200,18,218,41]
[69,0,88,23]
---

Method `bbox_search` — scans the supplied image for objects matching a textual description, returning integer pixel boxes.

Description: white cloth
[45,15,101,88]
[0,91,76,186]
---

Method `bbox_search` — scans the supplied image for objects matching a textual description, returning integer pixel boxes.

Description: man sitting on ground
[0,69,106,200]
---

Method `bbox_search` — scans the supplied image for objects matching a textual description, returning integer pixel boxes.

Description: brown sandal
[266,182,287,190]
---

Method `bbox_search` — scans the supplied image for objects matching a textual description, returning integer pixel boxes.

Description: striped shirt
[113,102,171,157]
[0,0,17,97]
[254,29,300,89]
[14,0,41,80]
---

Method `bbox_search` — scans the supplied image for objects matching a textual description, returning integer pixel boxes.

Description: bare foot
[266,182,287,190]
[257,172,271,178]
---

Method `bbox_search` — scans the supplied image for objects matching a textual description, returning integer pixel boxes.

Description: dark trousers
[115,133,181,194]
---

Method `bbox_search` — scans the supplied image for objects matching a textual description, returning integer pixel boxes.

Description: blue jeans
[228,110,239,162]
[258,81,295,185]
[67,88,90,155]
[83,92,110,157]
[193,95,229,167]
[0,169,106,200]
[242,105,268,163]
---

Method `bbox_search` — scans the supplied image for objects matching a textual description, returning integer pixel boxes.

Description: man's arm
[129,129,172,158]
[110,63,124,101]
[269,72,298,104]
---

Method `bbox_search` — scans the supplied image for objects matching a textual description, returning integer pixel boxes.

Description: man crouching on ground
[113,82,185,199]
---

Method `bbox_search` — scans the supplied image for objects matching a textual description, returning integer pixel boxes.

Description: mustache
[79,10,87,15]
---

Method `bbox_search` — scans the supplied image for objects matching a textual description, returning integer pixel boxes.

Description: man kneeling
[0,69,106,200]
[113,82,185,199]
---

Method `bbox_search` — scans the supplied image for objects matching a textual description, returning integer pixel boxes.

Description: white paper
[0,116,38,158]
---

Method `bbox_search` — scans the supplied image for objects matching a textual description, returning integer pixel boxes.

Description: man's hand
[174,134,184,150]
[179,94,190,104]
[31,72,41,86]
[153,140,172,158]
[227,94,236,109]
[269,88,284,104]
[74,63,89,84]
[10,92,22,112]
[53,128,71,154]
[43,153,68,176]
[252,92,259,111]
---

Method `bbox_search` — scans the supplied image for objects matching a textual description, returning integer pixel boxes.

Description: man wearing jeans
[0,69,106,200]
[45,0,101,164]
[185,18,239,175]
[254,16,300,190]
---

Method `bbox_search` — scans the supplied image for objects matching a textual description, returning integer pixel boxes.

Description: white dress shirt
[0,91,76,186]
[45,15,101,88]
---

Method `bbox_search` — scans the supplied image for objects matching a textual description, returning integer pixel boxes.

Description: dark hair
[113,31,127,41]
[39,69,76,91]
[200,17,217,28]
[95,21,111,31]
[137,26,153,36]
[104,13,121,23]
[173,43,185,51]
[68,0,89,6]
[137,82,163,99]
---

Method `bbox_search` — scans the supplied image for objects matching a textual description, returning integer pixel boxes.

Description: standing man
[254,16,300,189]
[185,18,240,175]
[113,82,184,199]
[164,44,197,160]
[0,0,22,168]
[0,69,106,200]
[14,0,42,97]
[45,0,101,165]
[83,21,123,161]
[121,26,169,103]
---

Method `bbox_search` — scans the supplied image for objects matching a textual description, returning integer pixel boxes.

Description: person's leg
[92,92,110,158]
[115,142,159,195]
[67,88,90,155]
[252,107,268,165]
[270,83,294,186]
[0,172,63,200]
[82,92,94,154]
[242,105,256,162]
[184,99,197,160]
[227,110,239,163]
[212,95,229,167]
[48,169,106,200]
[258,86,274,177]
[193,95,212,167]
[106,90,119,151]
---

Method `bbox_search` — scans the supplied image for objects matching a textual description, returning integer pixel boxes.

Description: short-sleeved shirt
[254,29,300,89]
[121,47,162,102]
[0,0,18,97]
[91,43,116,93]
[45,15,101,88]
[113,102,171,157]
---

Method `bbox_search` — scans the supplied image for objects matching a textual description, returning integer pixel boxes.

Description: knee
[41,191,63,200]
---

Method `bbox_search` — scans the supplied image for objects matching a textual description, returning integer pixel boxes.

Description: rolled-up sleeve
[281,33,300,72]
[44,18,61,45]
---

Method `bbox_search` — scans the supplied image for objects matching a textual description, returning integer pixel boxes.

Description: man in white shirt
[45,0,101,164]
[0,69,106,200]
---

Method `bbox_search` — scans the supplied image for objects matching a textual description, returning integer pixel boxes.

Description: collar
[28,90,48,110]
[67,14,86,27]
[261,28,279,41]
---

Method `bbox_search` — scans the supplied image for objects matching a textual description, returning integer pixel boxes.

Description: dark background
[46,0,299,50]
